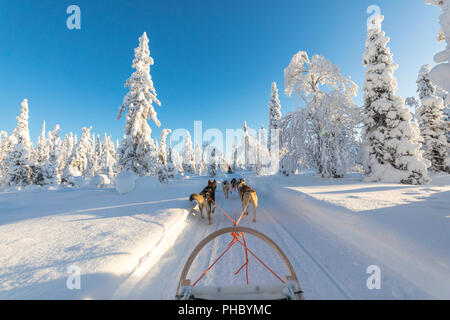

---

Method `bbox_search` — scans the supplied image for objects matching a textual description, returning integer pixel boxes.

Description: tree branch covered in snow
[425,0,450,92]
[281,51,361,178]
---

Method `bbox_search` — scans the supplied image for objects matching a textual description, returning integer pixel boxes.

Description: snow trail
[113,175,450,299]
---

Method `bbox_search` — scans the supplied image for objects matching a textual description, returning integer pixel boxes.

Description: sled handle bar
[175,226,304,300]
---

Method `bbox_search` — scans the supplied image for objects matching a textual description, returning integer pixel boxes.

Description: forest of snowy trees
[0,3,449,190]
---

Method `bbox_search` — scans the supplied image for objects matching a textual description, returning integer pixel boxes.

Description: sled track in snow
[258,203,353,300]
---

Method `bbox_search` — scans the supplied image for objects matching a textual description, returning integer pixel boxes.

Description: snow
[114,171,137,194]
[0,179,192,299]
[1,173,449,299]
[426,0,450,92]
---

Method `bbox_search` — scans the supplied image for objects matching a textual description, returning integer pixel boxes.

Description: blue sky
[0,0,445,146]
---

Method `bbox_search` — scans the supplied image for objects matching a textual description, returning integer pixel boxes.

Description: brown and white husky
[237,179,258,223]
[189,180,217,225]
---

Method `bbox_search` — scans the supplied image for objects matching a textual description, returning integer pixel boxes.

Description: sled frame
[175,226,304,300]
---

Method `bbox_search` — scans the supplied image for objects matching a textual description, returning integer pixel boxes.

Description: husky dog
[189,180,217,225]
[222,180,230,199]
[230,178,238,193]
[237,180,258,223]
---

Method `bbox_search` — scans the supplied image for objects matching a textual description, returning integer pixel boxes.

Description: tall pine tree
[268,82,282,153]
[362,15,430,184]
[5,99,34,187]
[117,32,162,176]
[416,65,449,173]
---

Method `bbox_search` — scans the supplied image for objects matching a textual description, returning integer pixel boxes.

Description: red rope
[192,236,238,287]
[190,190,284,288]
[235,237,285,284]
[207,195,250,227]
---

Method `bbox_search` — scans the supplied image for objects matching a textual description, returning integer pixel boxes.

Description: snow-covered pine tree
[194,143,204,175]
[5,99,34,187]
[208,146,218,177]
[425,0,450,93]
[166,142,177,179]
[157,129,171,183]
[41,125,62,185]
[100,134,117,178]
[435,87,450,144]
[63,127,93,183]
[416,65,449,173]
[0,131,9,185]
[268,82,282,153]
[242,121,256,171]
[159,129,171,165]
[94,134,103,176]
[83,130,97,178]
[35,121,49,165]
[256,127,263,176]
[232,139,239,172]
[219,151,229,173]
[173,149,183,175]
[58,133,74,176]
[256,125,270,175]
[362,14,430,184]
[117,32,162,176]
[182,132,195,175]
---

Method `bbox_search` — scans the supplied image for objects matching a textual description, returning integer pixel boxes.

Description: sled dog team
[189,178,258,225]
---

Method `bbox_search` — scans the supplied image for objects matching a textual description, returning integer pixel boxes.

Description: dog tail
[189,193,203,203]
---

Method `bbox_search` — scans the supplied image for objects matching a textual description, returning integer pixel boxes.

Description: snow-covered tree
[116,32,162,176]
[58,133,75,176]
[256,125,269,175]
[100,134,117,178]
[232,139,239,172]
[425,0,450,92]
[362,14,430,184]
[63,127,93,183]
[207,146,218,177]
[182,132,195,175]
[172,149,183,175]
[242,121,257,171]
[157,129,171,183]
[282,51,360,178]
[159,129,171,165]
[35,121,49,165]
[93,134,103,175]
[268,82,282,153]
[0,131,9,184]
[434,87,450,144]
[166,142,177,179]
[4,99,34,187]
[41,125,62,185]
[278,112,309,176]
[194,143,205,175]
[416,65,449,172]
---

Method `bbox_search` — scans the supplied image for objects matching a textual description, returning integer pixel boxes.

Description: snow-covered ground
[0,173,449,299]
